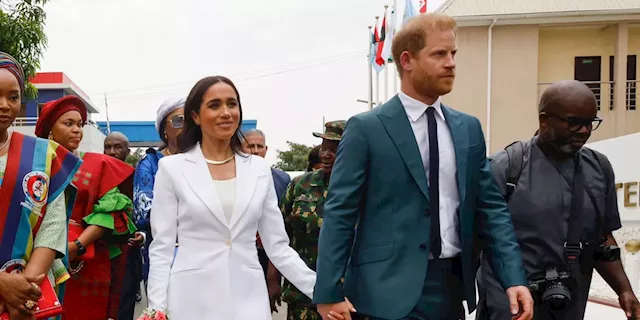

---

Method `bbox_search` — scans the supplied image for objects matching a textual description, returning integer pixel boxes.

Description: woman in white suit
[145,76,327,320]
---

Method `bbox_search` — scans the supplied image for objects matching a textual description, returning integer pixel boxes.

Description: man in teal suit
[313,14,534,320]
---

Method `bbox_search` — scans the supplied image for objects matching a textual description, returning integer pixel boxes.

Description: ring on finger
[24,300,36,310]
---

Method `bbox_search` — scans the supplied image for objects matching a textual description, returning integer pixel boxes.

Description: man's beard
[411,69,454,98]
[548,130,586,155]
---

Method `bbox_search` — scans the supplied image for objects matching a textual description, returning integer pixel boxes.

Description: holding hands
[318,298,357,320]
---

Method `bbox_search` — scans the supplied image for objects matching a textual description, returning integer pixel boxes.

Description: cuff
[311,285,345,305]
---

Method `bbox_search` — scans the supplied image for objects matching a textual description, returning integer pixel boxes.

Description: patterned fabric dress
[0,132,81,320]
[133,147,163,282]
[61,152,136,320]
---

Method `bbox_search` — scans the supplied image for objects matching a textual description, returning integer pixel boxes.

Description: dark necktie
[426,107,441,258]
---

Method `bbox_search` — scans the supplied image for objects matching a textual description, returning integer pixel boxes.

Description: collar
[398,90,444,122]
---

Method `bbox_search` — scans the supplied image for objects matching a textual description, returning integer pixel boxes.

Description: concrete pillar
[614,23,629,136]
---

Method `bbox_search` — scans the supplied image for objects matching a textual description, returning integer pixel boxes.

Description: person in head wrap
[0,52,81,320]
[132,97,185,290]
[35,96,137,319]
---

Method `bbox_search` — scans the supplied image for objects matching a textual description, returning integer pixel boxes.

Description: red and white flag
[419,0,427,13]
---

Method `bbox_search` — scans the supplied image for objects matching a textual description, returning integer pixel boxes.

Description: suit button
[419,244,427,251]
[424,209,430,216]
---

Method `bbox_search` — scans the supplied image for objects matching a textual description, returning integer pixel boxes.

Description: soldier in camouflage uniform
[280,120,346,320]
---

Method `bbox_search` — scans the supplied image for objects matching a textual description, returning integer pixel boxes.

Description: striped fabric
[0,51,25,91]
[0,132,81,278]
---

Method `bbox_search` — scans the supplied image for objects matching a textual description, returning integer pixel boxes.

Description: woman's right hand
[0,272,42,309]
[6,303,36,320]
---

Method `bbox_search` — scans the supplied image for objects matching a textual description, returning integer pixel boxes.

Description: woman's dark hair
[178,76,245,154]
[306,145,322,172]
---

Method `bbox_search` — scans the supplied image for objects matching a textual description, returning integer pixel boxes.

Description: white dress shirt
[398,91,461,259]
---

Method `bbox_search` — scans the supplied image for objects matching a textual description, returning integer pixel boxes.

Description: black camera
[593,244,621,262]
[529,268,572,310]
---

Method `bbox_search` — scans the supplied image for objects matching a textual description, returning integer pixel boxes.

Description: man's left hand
[505,285,533,320]
[619,291,640,319]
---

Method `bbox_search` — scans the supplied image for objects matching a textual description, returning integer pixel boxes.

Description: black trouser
[117,246,142,320]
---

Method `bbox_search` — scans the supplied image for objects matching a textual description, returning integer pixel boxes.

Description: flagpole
[375,16,380,105]
[393,63,398,95]
[368,25,374,110]
[392,0,399,95]
[383,5,389,102]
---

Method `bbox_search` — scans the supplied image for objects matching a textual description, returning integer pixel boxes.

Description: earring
[48,132,53,140]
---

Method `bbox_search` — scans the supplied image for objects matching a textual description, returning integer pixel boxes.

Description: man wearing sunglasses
[477,80,640,320]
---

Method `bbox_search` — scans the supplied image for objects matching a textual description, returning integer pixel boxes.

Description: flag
[370,24,384,73]
[381,5,396,63]
[403,0,417,25]
[375,13,387,67]
[419,0,427,13]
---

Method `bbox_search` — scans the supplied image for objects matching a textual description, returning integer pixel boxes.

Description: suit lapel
[378,96,429,200]
[182,145,228,227]
[228,154,258,229]
[442,105,468,205]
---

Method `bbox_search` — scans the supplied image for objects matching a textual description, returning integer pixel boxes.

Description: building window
[574,56,603,109]
[609,55,637,110]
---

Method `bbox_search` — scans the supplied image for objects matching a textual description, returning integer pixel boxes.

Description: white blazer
[146,145,316,320]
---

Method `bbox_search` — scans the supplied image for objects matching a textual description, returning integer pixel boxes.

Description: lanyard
[564,156,585,272]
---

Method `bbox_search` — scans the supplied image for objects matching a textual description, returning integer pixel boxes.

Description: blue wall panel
[96,119,257,143]
[25,89,65,117]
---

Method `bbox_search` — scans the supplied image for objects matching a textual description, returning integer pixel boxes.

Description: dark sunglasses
[541,112,602,133]
[167,114,185,129]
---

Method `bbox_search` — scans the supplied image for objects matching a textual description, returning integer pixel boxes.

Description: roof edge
[452,8,640,20]
[454,9,640,27]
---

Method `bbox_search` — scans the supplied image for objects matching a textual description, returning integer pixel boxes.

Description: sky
[40,0,445,164]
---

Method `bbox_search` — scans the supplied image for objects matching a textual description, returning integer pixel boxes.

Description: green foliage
[274,141,313,171]
[0,0,49,99]
[125,148,145,168]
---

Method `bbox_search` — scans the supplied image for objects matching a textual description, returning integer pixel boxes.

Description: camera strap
[564,155,585,274]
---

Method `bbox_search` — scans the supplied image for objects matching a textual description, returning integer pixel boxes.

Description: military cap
[312,120,346,141]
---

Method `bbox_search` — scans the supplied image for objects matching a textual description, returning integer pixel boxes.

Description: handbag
[68,220,95,260]
[0,276,63,319]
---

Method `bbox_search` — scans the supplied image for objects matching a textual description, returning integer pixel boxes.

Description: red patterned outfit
[62,152,136,320]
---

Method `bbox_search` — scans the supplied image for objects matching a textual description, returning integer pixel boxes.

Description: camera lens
[542,284,572,310]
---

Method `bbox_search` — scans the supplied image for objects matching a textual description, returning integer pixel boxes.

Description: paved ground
[133,285,623,320]
[133,285,287,319]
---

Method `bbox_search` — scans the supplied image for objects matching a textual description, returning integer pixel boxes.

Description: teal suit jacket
[312,96,527,319]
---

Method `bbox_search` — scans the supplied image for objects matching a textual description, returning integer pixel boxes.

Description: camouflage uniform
[280,121,345,320]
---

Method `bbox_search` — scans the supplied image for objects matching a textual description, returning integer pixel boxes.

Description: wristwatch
[74,239,87,256]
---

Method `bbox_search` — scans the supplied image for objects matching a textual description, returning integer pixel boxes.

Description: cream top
[214,178,236,224]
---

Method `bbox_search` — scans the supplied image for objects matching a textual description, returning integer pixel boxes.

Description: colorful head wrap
[0,51,25,92]
[35,96,88,138]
